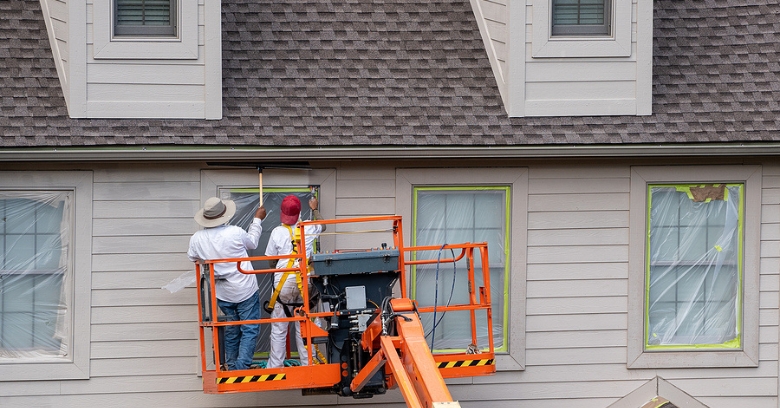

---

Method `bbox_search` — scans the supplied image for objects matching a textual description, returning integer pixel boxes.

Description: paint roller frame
[206,162,312,205]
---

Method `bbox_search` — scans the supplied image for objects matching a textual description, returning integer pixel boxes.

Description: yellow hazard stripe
[436,359,494,369]
[216,373,287,384]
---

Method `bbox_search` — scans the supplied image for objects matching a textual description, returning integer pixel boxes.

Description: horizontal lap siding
[84,1,209,119]
[334,167,397,250]
[86,168,205,405]
[74,167,317,407]
[527,165,631,380]
[524,165,780,407]
[6,163,779,407]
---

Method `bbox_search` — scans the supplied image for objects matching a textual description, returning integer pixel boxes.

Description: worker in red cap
[264,195,324,368]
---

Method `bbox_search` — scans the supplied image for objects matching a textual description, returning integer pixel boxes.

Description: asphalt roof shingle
[1,0,780,148]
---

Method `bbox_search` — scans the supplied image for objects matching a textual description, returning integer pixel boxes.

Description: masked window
[645,184,743,349]
[0,192,71,360]
[412,187,509,352]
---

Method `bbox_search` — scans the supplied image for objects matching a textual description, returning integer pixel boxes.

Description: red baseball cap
[280,195,301,225]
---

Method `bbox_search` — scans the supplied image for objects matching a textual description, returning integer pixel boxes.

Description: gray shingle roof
[1,0,779,149]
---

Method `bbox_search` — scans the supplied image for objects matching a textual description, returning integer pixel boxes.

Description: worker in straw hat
[188,197,266,370]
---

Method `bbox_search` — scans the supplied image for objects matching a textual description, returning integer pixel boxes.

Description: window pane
[115,0,175,36]
[116,0,172,26]
[646,184,742,348]
[0,192,69,358]
[552,0,610,36]
[553,0,605,25]
[414,188,508,351]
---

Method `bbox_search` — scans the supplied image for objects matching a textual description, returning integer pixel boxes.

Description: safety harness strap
[265,225,304,315]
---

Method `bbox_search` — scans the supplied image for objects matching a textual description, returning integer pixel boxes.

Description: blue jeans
[217,291,260,370]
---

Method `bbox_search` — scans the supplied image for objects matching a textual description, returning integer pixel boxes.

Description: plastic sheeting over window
[646,184,743,349]
[413,187,508,351]
[0,192,71,360]
[224,188,318,358]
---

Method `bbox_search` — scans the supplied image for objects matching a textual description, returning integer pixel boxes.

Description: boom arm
[353,298,460,408]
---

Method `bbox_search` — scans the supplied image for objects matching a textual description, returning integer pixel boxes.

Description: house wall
[69,0,222,119]
[470,0,653,117]
[0,160,776,407]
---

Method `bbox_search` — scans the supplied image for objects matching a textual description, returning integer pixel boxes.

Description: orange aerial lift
[196,215,496,408]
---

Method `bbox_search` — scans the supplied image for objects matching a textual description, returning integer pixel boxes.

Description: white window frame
[0,172,92,380]
[396,168,528,371]
[532,0,632,58]
[93,0,198,60]
[627,165,761,368]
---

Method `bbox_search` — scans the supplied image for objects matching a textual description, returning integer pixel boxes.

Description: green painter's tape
[644,183,745,350]
[412,185,511,352]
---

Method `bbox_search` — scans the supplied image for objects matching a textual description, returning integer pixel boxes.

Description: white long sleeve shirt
[188,219,263,303]
[265,223,322,286]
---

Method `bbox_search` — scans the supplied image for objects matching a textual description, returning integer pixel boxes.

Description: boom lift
[196,215,496,407]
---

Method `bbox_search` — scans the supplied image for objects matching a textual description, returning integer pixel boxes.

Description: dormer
[39,0,222,119]
[470,0,653,117]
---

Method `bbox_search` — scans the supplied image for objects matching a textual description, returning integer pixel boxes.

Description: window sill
[627,349,758,369]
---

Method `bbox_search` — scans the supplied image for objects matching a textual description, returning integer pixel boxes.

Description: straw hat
[194,197,236,228]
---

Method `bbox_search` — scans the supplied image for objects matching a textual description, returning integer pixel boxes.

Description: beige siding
[2,162,779,407]
[476,0,652,116]
[81,1,221,119]
[87,168,202,406]
[521,164,779,406]
[334,166,397,249]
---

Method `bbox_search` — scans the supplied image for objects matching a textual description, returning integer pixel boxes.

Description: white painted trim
[607,376,709,408]
[92,0,198,60]
[85,101,206,119]
[395,167,528,371]
[38,0,70,103]
[506,0,526,117]
[68,0,88,117]
[525,98,636,116]
[635,0,653,115]
[0,171,93,380]
[531,0,632,58]
[469,0,508,110]
[627,165,761,368]
[203,0,222,119]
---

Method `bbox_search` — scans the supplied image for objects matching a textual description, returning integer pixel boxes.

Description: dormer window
[114,0,177,37]
[551,0,611,36]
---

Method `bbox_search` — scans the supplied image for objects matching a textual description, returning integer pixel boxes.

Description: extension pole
[258,167,264,205]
